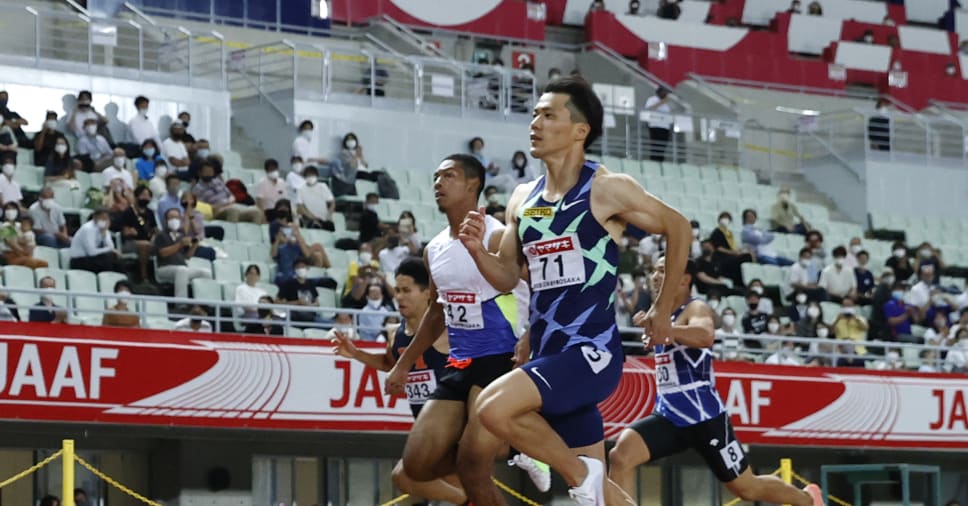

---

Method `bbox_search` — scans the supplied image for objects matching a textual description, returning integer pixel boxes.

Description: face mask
[291,162,303,174]
[41,198,54,210]
[514,157,526,167]
[367,297,383,308]
[305,176,318,186]
[891,290,904,301]
[197,149,210,159]
[138,198,151,208]
[722,314,736,327]
[816,328,829,338]
[834,258,844,267]
[850,244,861,255]
[748,302,759,311]
[1,164,13,177]
[691,228,700,238]
[842,307,856,316]
[96,219,109,230]
[294,267,308,279]
[893,248,905,258]
[144,147,158,158]
[359,252,373,264]
[167,218,181,230]
[116,290,131,302]
[300,129,313,140]
[751,286,763,295]
[3,209,16,221]
[719,218,731,227]
[138,108,148,117]
[920,248,932,258]
[768,322,780,333]
[45,120,57,130]
[799,258,810,268]
[550,72,561,80]
[268,170,280,180]
[345,139,357,150]
[807,306,820,318]
[882,276,895,286]
[181,120,190,128]
[702,248,713,257]
[55,144,67,155]
[795,293,807,304]
[155,165,168,178]
[864,35,874,43]
[946,66,956,76]
[487,194,499,205]
[366,203,379,213]
[201,176,214,183]
[113,157,125,169]
[779,193,790,203]
[85,125,97,136]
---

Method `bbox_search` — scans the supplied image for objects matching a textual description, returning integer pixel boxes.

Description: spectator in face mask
[628,0,640,15]
[270,199,333,284]
[913,242,944,284]
[135,139,164,181]
[76,118,113,171]
[769,187,808,234]
[28,276,67,323]
[818,246,857,303]
[357,283,394,341]
[68,90,104,139]
[292,120,328,167]
[128,96,163,152]
[154,207,212,299]
[0,205,47,269]
[787,289,809,323]
[483,185,506,217]
[277,257,325,326]
[163,121,191,178]
[886,241,914,283]
[102,280,140,328]
[0,155,21,207]
[186,138,214,182]
[296,165,336,231]
[326,312,357,340]
[396,211,422,252]
[44,138,74,188]
[176,111,196,153]
[509,150,537,183]
[358,192,384,244]
[173,305,213,332]
[28,187,69,248]
[342,244,384,303]
[32,111,66,167]
[101,148,135,191]
[883,281,918,343]
[741,208,794,266]
[255,158,288,219]
[286,155,306,200]
[121,185,158,281]
[244,295,285,336]
[796,302,823,337]
[69,209,121,273]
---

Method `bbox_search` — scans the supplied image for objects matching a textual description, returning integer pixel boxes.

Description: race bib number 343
[525,234,586,291]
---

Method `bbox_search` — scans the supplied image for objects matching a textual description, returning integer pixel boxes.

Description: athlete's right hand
[512,335,531,368]
[330,331,358,359]
[384,363,407,396]
[458,206,487,255]
[633,310,672,349]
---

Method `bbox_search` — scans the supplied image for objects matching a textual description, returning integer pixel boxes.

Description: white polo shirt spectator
[128,108,162,149]
[0,164,22,205]
[296,177,334,222]
[162,135,189,163]
[254,172,288,211]
[818,261,857,299]
[101,159,135,191]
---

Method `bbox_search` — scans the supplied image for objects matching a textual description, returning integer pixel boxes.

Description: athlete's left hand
[512,334,531,368]
[633,309,673,348]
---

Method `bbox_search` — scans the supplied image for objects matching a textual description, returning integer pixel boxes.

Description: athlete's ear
[572,122,590,144]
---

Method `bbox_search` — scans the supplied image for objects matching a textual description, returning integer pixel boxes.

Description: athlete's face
[394,274,429,320]
[529,92,589,159]
[650,257,689,299]
[433,160,478,211]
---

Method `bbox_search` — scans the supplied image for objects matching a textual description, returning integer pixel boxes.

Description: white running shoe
[567,456,605,505]
[509,453,551,492]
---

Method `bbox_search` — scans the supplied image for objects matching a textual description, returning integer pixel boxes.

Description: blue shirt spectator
[883,290,913,340]
[741,209,793,266]
[135,139,164,180]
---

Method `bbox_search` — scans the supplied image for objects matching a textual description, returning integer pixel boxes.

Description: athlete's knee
[607,445,638,474]
[475,394,508,437]
[391,461,411,493]
[726,476,761,501]
[401,445,437,482]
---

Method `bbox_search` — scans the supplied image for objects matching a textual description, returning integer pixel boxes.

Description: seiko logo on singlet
[445,292,476,304]
[526,237,575,257]
[522,207,553,218]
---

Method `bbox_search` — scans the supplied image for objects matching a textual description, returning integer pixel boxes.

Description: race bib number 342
[525,234,586,291]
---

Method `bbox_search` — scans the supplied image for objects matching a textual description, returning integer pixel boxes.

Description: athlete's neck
[541,146,586,198]
[404,313,423,335]
[445,201,477,239]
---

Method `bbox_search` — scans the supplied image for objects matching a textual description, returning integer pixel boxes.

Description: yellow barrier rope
[74,456,163,506]
[0,450,64,489]
[791,471,852,506]
[721,467,783,506]
[378,493,410,506]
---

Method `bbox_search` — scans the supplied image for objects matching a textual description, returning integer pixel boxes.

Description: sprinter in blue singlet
[607,257,823,506]
[331,258,465,504]
[458,76,693,505]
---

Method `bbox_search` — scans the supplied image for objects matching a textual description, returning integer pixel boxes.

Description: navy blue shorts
[520,342,623,448]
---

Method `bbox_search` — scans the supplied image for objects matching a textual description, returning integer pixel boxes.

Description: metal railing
[0,3,225,89]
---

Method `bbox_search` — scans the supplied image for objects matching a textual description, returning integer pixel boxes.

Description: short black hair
[443,153,486,200]
[134,96,148,107]
[114,280,132,293]
[742,208,757,222]
[746,289,761,299]
[718,211,732,221]
[799,247,811,257]
[396,257,430,288]
[806,230,823,242]
[365,192,379,201]
[293,257,309,267]
[303,165,319,177]
[543,76,603,149]
[298,120,313,130]
[857,249,869,259]
[264,158,279,171]
[832,245,847,257]
[343,132,358,146]
[468,137,484,151]
[245,263,261,276]
[40,495,59,506]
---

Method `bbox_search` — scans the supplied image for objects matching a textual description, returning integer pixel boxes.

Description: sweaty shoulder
[681,299,716,323]
[505,179,541,221]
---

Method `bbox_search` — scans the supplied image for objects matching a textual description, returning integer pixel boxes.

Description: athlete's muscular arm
[384,250,445,395]
[598,171,691,336]
[458,184,531,293]
[332,328,396,372]
[666,303,716,349]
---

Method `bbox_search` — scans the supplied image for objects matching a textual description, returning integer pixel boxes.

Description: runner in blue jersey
[384,154,547,505]
[331,257,466,504]
[458,76,693,505]
[607,257,823,506]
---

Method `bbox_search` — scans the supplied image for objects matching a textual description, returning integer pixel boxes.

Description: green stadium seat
[97,271,128,293]
[3,265,35,289]
[191,278,222,303]
[213,259,243,283]
[662,163,682,179]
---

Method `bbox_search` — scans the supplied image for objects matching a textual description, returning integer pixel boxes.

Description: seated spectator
[469,137,515,193]
[44,139,78,190]
[628,0,640,15]
[127,95,162,151]
[120,186,158,281]
[342,250,394,307]
[833,342,865,368]
[718,307,739,335]
[397,211,422,253]
[186,139,215,182]
[945,327,968,373]
[326,311,358,340]
[694,240,737,297]
[805,229,826,271]
[831,297,868,354]
[886,241,914,282]
[68,91,103,138]
[914,242,944,284]
[765,339,803,366]
[163,121,191,180]
[28,187,70,248]
[589,0,605,12]
[177,111,197,154]
[179,192,219,257]
[135,139,164,181]
[0,90,30,148]
[883,281,918,343]
[147,160,169,200]
[173,305,213,332]
[0,208,47,269]
[787,290,809,323]
[69,209,120,273]
[270,199,332,283]
[807,1,822,15]
[908,264,936,311]
[102,148,136,191]
[741,208,793,266]
[32,111,66,167]
[857,29,875,44]
[787,247,825,302]
[156,175,183,224]
[331,133,367,197]
[854,250,875,303]
[708,211,753,288]
[358,192,384,244]
[255,159,288,219]
[357,283,394,341]
[296,165,335,231]
[76,118,113,171]
[924,312,953,347]
[741,290,769,348]
[769,188,808,234]
[235,264,269,325]
[292,120,328,168]
[28,276,67,323]
[796,302,823,337]
[154,207,213,299]
[657,0,681,19]
[484,185,506,216]
[0,156,22,207]
[0,116,19,163]
[101,280,139,328]
[244,295,285,336]
[192,160,264,223]
[747,279,774,315]
[818,246,856,303]
[278,258,324,324]
[0,291,21,322]
[867,269,895,340]
[845,236,863,269]
[378,235,411,277]
[786,0,801,13]
[286,156,306,200]
[925,291,954,331]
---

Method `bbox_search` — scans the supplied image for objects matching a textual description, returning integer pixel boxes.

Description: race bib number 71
[525,234,586,291]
